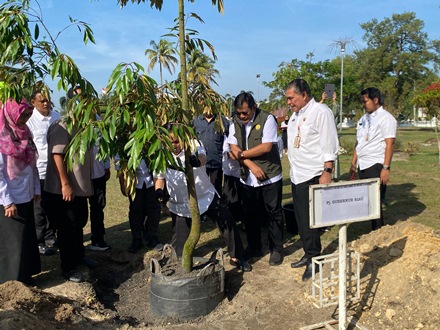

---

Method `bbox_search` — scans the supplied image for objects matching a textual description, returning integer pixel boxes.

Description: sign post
[309,178,380,330]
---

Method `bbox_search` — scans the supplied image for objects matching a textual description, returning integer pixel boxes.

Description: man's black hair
[285,79,311,96]
[234,92,256,109]
[361,87,383,105]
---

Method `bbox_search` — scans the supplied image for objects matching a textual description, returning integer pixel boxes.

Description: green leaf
[34,24,39,39]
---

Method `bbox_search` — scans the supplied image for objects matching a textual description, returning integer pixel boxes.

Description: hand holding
[189,154,201,167]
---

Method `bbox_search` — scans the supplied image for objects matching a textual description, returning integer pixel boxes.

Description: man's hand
[61,183,74,201]
[155,188,164,202]
[104,169,111,181]
[380,168,390,185]
[34,195,41,203]
[319,171,332,184]
[349,164,357,180]
[249,164,267,182]
[189,154,201,167]
[4,204,17,218]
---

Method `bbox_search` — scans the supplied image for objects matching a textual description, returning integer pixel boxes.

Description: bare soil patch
[1,220,440,330]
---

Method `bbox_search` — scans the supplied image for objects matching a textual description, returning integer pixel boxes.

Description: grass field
[83,127,440,253]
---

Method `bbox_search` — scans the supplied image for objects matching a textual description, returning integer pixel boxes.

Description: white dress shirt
[166,142,217,218]
[287,98,339,185]
[114,157,157,189]
[222,135,240,178]
[0,154,40,206]
[26,108,61,180]
[227,112,282,187]
[355,107,397,170]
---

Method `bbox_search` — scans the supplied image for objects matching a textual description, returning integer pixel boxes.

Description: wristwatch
[240,151,245,159]
[323,167,333,173]
[383,165,390,170]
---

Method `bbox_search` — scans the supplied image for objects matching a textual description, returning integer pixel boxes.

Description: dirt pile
[1,220,439,330]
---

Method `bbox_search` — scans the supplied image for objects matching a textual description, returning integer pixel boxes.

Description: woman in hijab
[0,98,41,285]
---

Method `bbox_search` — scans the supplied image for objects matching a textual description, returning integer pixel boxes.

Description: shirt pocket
[299,125,311,144]
[32,129,47,146]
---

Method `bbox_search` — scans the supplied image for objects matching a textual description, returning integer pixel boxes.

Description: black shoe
[302,261,319,281]
[128,240,143,254]
[269,250,283,266]
[90,241,111,251]
[243,246,263,260]
[230,258,252,272]
[62,270,84,283]
[38,244,55,256]
[290,256,309,268]
[82,257,99,268]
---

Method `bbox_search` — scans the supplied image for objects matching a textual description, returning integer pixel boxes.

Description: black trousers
[34,179,56,245]
[206,167,223,196]
[0,201,41,284]
[45,193,88,273]
[241,180,284,252]
[128,184,161,241]
[222,174,244,222]
[291,176,322,259]
[89,175,107,244]
[170,195,244,259]
[358,163,386,230]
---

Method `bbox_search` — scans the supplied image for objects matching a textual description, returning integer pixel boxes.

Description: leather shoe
[230,258,252,272]
[82,257,99,268]
[302,261,319,281]
[269,250,283,266]
[62,270,84,283]
[290,256,309,268]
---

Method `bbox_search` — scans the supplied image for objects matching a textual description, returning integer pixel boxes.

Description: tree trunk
[177,0,201,273]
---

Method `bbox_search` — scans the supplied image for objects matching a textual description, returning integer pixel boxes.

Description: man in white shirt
[349,87,397,230]
[228,92,284,267]
[285,79,339,281]
[27,90,61,256]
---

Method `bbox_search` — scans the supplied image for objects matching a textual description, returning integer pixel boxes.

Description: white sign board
[309,178,381,228]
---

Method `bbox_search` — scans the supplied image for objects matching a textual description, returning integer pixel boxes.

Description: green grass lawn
[83,127,440,253]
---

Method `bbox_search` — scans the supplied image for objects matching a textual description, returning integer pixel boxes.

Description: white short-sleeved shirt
[287,98,339,185]
[0,154,40,206]
[166,142,216,218]
[355,107,397,170]
[26,109,61,180]
[222,135,240,178]
[227,112,282,187]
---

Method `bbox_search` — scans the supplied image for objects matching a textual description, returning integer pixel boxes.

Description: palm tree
[186,49,219,86]
[145,39,178,84]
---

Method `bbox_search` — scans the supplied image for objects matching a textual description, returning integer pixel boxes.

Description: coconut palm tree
[145,39,178,84]
[186,48,219,86]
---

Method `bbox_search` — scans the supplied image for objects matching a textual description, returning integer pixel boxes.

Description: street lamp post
[330,36,357,180]
[339,46,345,135]
[256,74,261,104]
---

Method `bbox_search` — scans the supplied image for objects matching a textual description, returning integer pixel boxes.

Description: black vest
[233,109,282,181]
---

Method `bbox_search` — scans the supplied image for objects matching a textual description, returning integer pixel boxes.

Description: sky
[34,0,440,108]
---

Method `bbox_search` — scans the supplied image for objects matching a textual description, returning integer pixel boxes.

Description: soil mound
[1,220,439,329]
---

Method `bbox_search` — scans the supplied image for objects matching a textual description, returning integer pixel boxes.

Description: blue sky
[36,0,440,108]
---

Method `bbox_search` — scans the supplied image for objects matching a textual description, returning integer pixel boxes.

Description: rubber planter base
[149,245,225,320]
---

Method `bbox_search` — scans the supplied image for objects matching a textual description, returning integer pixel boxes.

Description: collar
[33,107,52,120]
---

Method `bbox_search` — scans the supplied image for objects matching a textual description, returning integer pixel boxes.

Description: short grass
[83,127,440,253]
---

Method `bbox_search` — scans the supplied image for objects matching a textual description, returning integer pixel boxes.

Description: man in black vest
[227,92,284,266]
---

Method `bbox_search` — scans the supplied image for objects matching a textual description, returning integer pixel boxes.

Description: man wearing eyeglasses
[227,92,284,267]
